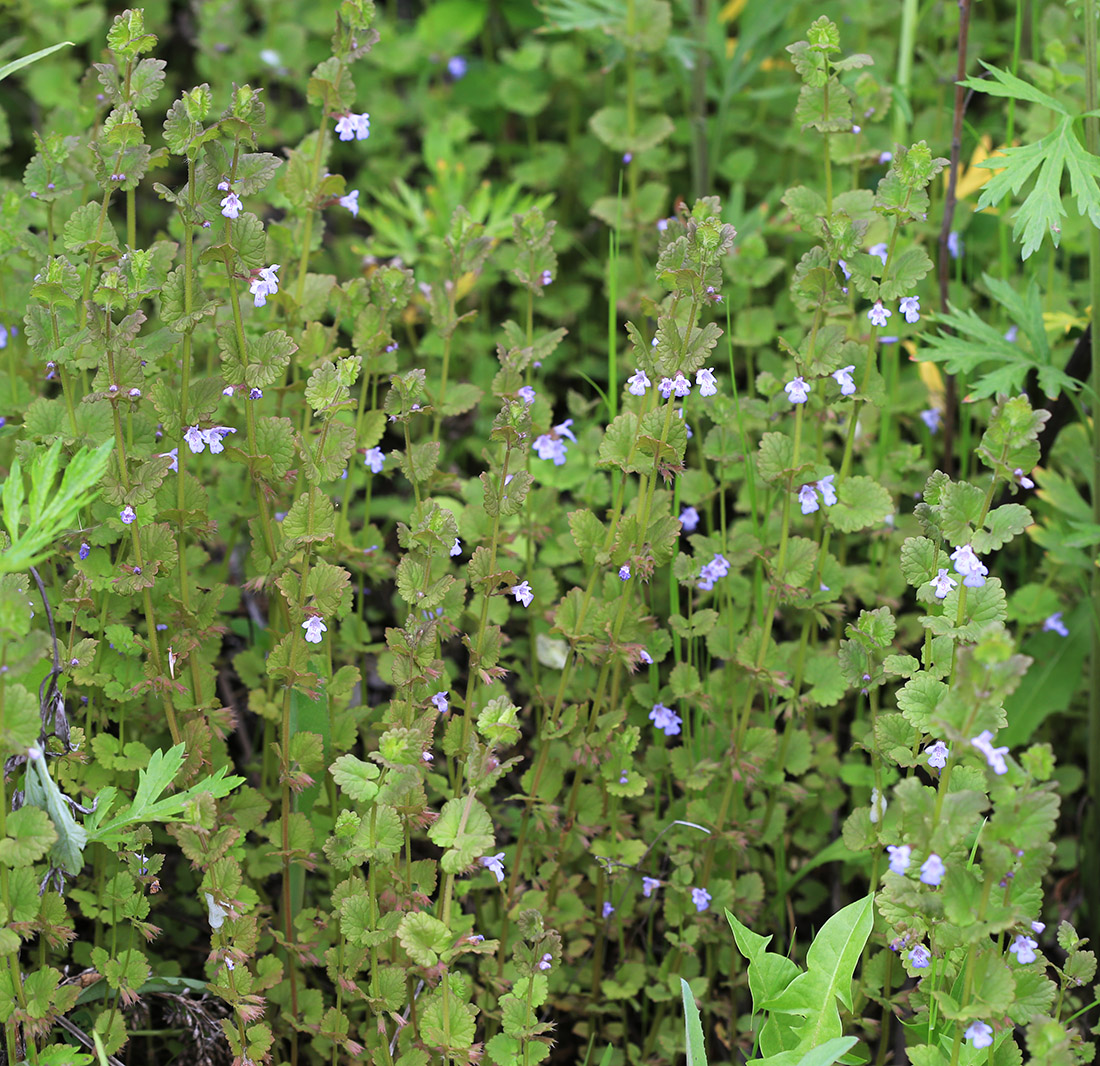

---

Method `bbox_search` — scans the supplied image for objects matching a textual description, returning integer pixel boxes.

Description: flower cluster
[335,112,371,141]
[950,544,988,587]
[184,425,238,455]
[697,553,730,591]
[533,418,577,466]
[971,730,1009,775]
[249,264,280,307]
[798,474,837,515]
[649,702,682,736]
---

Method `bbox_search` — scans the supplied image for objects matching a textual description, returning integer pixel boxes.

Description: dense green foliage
[1,2,1099,1065]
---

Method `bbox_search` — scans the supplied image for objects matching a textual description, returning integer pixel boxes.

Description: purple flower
[926,741,949,769]
[301,616,327,643]
[784,376,810,405]
[920,408,941,434]
[120,506,136,525]
[618,564,631,580]
[642,877,661,898]
[833,365,856,396]
[602,901,614,917]
[220,191,242,219]
[886,845,911,875]
[0,324,12,348]
[920,854,945,886]
[364,447,385,473]
[798,484,819,515]
[129,387,141,399]
[540,270,553,286]
[639,649,653,665]
[691,887,711,913]
[950,544,987,588]
[517,386,536,405]
[879,151,893,164]
[533,433,568,465]
[964,1022,992,1049]
[1013,467,1034,489]
[431,691,449,714]
[510,581,533,607]
[649,702,682,736]
[79,542,91,560]
[249,387,263,400]
[339,190,359,216]
[622,153,632,165]
[971,730,1009,775]
[335,112,371,141]
[627,369,651,396]
[899,296,920,323]
[203,427,236,454]
[184,425,205,453]
[223,385,235,397]
[618,770,628,784]
[679,506,699,532]
[837,259,851,280]
[930,568,957,599]
[538,953,552,970]
[447,56,468,79]
[817,475,837,506]
[659,373,691,399]
[1005,325,1019,342]
[947,231,962,259]
[869,242,888,264]
[481,853,505,882]
[868,301,891,328]
[696,367,718,397]
[1043,612,1068,637]
[1009,935,1038,964]
[249,264,280,308]
[908,945,930,968]
[1032,921,1045,934]
[450,537,462,557]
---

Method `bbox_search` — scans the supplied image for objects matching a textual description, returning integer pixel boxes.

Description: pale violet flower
[886,845,911,875]
[920,408,941,434]
[950,544,987,588]
[627,369,651,396]
[338,190,360,216]
[537,953,552,970]
[697,553,730,591]
[249,388,263,400]
[899,295,920,323]
[658,373,690,399]
[642,877,661,898]
[618,564,631,580]
[540,269,553,286]
[879,151,893,164]
[971,730,1009,775]
[837,259,851,280]
[869,242,888,264]
[364,447,385,473]
[649,702,682,736]
[120,505,136,525]
[602,901,614,917]
[908,944,930,968]
[447,56,468,79]
[639,649,653,665]
[202,427,236,454]
[1005,325,1019,342]
[517,385,536,404]
[450,537,462,558]
[691,887,711,912]
[481,853,505,882]
[220,191,242,219]
[930,568,957,599]
[301,616,327,644]
[920,854,945,886]
[784,376,810,405]
[679,506,699,532]
[817,475,837,506]
[696,367,718,397]
[1014,467,1034,489]
[1009,935,1038,964]
[510,581,533,607]
[1032,921,1046,934]
[159,448,179,472]
[926,741,949,769]
[335,112,370,141]
[79,542,91,560]
[1043,612,1069,637]
[431,691,449,714]
[833,365,856,396]
[965,1022,993,1050]
[869,788,886,824]
[947,231,962,259]
[533,434,568,465]
[184,425,206,453]
[798,484,819,515]
[868,301,891,328]
[250,264,280,308]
